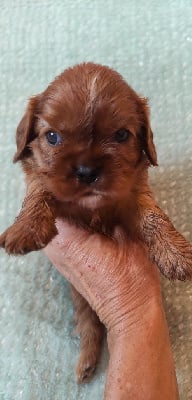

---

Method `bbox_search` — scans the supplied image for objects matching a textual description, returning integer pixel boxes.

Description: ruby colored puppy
[0,63,191,382]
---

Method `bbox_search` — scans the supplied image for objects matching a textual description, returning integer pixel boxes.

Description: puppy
[0,63,192,383]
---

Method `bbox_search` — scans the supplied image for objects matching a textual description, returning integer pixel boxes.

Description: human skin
[44,219,179,400]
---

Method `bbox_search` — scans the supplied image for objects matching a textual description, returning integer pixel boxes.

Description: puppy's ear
[13,96,39,163]
[139,98,158,166]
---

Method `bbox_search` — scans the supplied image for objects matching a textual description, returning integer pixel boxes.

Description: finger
[55,219,90,246]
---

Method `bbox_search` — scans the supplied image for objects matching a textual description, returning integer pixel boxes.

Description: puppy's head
[14,63,157,209]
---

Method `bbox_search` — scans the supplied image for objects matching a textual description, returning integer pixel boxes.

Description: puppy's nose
[75,165,100,184]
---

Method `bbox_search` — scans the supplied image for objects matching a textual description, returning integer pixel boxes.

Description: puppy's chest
[56,202,137,240]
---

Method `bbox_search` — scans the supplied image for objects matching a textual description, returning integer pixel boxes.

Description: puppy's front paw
[0,219,58,255]
[149,236,192,281]
[141,208,192,281]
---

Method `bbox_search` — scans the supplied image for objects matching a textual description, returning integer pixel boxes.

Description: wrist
[105,300,179,400]
[101,258,162,337]
[107,295,163,348]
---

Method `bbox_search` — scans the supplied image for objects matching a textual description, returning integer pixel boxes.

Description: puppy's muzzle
[75,165,101,184]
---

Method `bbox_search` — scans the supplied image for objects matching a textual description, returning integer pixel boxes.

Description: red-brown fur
[0,63,191,382]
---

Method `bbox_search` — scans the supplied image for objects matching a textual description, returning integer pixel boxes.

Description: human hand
[44,219,179,400]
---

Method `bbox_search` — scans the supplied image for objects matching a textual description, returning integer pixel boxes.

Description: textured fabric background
[0,1,192,399]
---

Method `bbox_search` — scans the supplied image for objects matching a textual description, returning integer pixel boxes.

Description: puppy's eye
[115,129,130,143]
[46,131,62,146]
